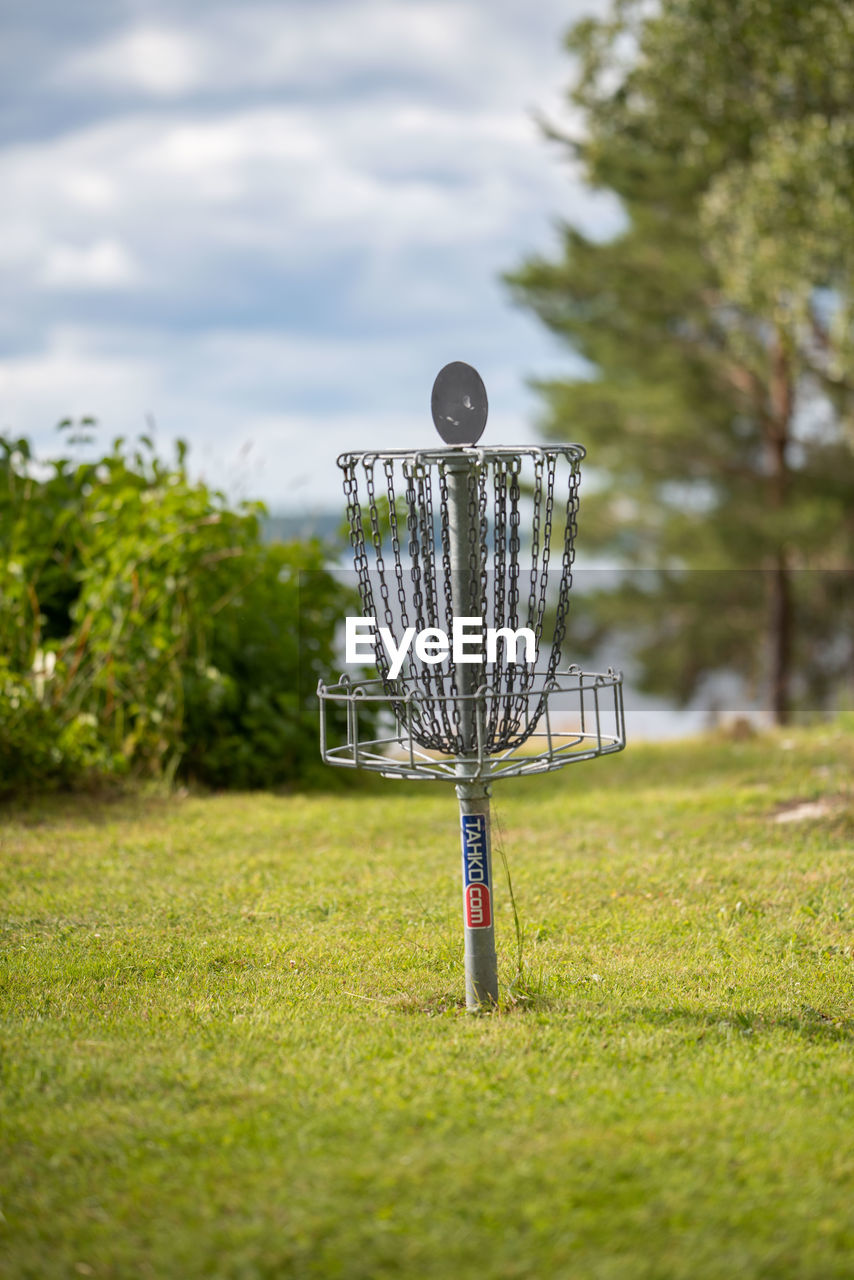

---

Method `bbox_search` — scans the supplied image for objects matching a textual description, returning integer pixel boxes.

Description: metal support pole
[456,775,498,1008]
[448,458,499,1009]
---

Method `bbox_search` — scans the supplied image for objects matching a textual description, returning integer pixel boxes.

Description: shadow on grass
[0,768,388,828]
[390,988,854,1033]
[389,975,562,1018]
[0,783,175,828]
[616,1003,854,1043]
[391,991,468,1017]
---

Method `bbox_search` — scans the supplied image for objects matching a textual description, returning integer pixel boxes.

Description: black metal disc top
[431,361,488,445]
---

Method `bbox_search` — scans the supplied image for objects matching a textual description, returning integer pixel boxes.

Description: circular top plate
[431,361,488,445]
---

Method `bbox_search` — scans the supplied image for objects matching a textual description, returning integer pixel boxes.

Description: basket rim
[336,443,586,468]
[318,666,626,782]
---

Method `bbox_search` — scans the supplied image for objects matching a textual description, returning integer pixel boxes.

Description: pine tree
[507,0,854,723]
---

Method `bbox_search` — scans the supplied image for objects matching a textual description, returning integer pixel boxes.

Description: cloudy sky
[0,0,620,510]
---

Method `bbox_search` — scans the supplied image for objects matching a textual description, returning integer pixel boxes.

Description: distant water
[265,510,768,742]
[263,511,343,544]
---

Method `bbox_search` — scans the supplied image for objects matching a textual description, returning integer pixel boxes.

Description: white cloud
[0,99,616,302]
[0,328,154,431]
[15,1,618,297]
[62,170,120,211]
[0,321,570,508]
[54,2,583,106]
[2,0,617,508]
[61,25,206,98]
[40,238,138,289]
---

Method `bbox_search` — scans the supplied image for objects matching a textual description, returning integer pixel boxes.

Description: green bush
[0,424,358,793]
[181,540,352,789]
[0,660,123,797]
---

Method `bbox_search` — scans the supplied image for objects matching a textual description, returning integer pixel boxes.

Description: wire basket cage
[317,362,626,1007]
[319,665,625,782]
[337,444,591,758]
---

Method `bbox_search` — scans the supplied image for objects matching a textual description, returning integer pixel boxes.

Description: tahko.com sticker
[461,813,492,929]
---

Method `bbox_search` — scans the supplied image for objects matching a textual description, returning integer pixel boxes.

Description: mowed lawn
[2,729,854,1279]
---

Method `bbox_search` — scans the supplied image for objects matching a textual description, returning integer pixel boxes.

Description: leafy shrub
[181,540,353,789]
[0,424,358,793]
[0,660,123,797]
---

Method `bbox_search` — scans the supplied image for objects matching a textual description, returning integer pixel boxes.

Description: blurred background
[0,0,614,507]
[2,0,854,793]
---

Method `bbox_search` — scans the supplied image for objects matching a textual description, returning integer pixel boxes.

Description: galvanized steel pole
[447,459,499,1009]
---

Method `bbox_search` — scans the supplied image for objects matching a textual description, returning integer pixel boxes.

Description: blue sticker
[461,813,489,887]
[461,814,491,929]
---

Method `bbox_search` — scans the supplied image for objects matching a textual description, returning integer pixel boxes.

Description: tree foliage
[0,423,354,794]
[508,0,854,721]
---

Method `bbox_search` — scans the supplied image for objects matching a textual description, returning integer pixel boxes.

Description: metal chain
[414,462,441,740]
[527,453,544,628]
[341,452,374,629]
[546,456,581,684]
[337,446,583,757]
[507,458,521,631]
[477,457,489,629]
[364,459,396,649]
[438,460,461,750]
[385,457,409,633]
[492,459,507,667]
[499,456,524,744]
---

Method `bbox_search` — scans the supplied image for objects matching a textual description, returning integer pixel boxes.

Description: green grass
[2,727,854,1279]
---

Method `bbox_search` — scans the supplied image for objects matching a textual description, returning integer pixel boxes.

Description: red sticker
[465,883,492,929]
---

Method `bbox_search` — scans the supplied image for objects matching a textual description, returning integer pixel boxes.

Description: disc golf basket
[318,362,625,1009]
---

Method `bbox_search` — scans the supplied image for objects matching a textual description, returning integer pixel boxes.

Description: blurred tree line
[0,421,352,796]
[508,0,854,723]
